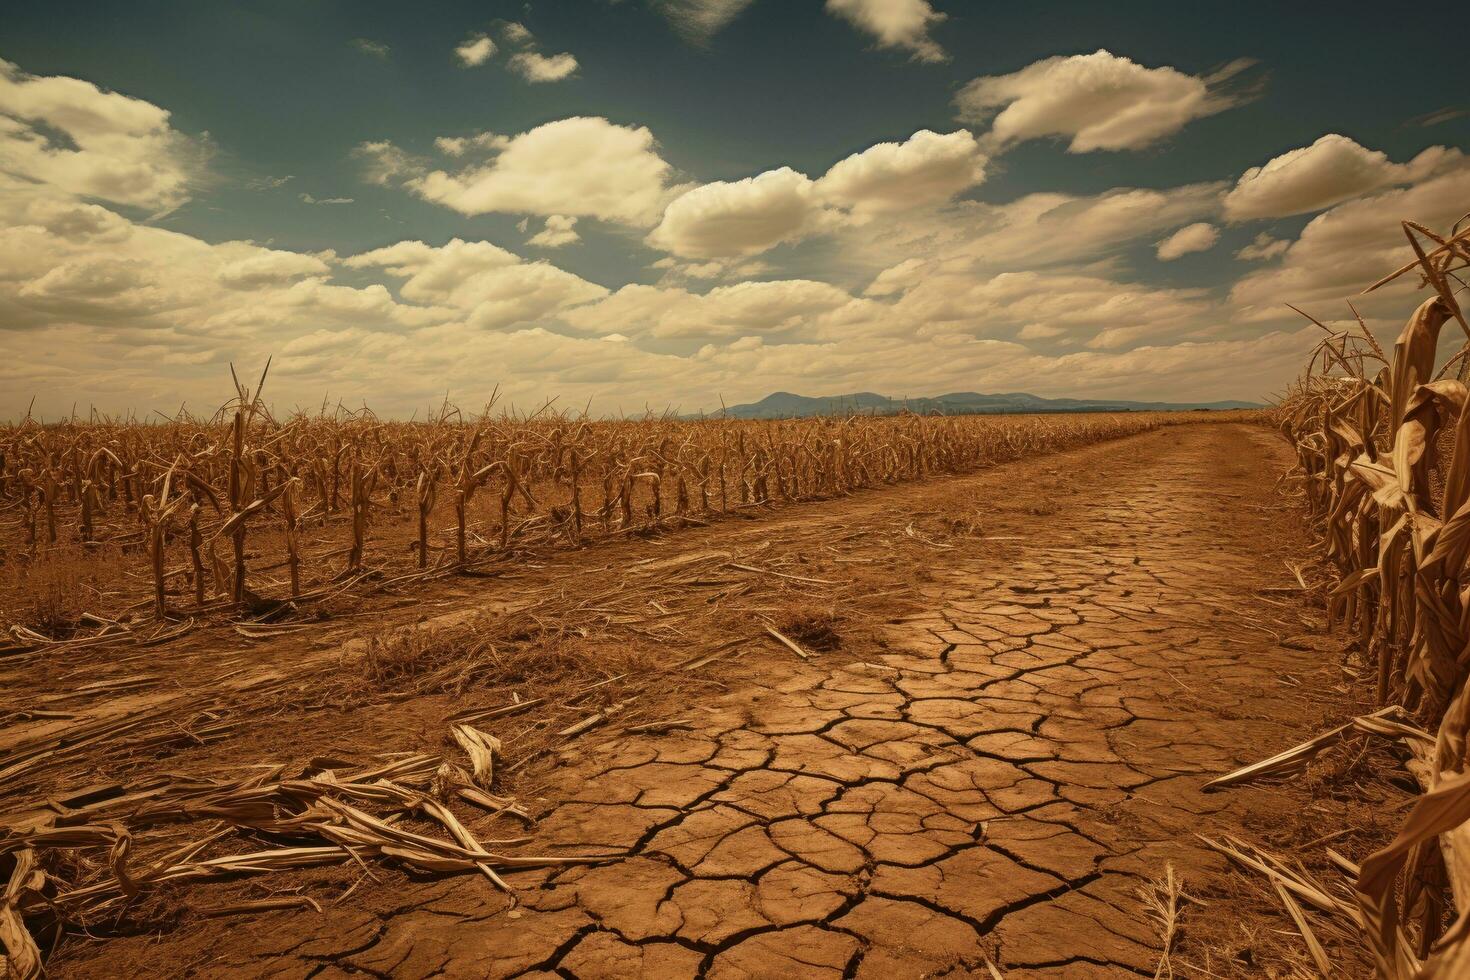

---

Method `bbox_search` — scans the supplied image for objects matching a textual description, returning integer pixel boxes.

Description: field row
[0,406,1226,639]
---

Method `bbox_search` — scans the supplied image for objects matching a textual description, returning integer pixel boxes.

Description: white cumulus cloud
[817,129,985,216]
[955,50,1244,152]
[649,129,987,259]
[434,132,509,157]
[1230,159,1470,320]
[1155,222,1219,261]
[1222,134,1459,221]
[649,167,840,259]
[1234,233,1289,262]
[455,34,497,68]
[508,51,579,83]
[0,58,204,211]
[0,177,437,343]
[528,214,580,248]
[355,140,427,186]
[825,0,948,63]
[344,237,606,330]
[380,117,675,226]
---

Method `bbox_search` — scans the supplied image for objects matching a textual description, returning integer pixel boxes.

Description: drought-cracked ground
[46,423,1354,978]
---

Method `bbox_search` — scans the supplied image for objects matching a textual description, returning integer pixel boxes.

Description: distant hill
[692,391,1263,419]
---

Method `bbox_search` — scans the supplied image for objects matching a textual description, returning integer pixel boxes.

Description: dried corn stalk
[1273,215,1470,976]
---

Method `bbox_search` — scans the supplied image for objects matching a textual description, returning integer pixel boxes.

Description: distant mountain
[691,390,1263,420]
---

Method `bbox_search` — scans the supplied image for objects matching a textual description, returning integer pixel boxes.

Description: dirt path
[49,423,1357,978]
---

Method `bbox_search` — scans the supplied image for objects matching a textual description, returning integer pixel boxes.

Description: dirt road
[45,423,1362,978]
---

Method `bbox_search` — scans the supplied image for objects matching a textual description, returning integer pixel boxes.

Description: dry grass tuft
[4,544,119,637]
[1139,863,1189,979]
[360,625,461,687]
[778,605,844,652]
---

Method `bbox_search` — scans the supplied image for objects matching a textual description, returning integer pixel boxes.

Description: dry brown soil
[12,423,1370,978]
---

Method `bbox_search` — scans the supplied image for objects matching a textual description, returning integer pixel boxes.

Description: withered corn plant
[1279,215,1470,978]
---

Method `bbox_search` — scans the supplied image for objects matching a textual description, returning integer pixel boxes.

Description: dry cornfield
[0,395,1198,646]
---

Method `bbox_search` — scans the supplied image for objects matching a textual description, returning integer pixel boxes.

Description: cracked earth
[52,423,1347,978]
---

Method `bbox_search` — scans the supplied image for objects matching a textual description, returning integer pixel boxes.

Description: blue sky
[1,0,1467,417]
